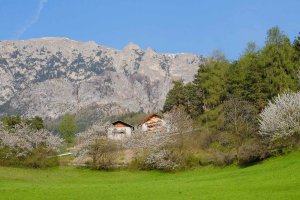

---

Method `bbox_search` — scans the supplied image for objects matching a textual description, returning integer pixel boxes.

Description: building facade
[140,114,167,133]
[107,121,134,140]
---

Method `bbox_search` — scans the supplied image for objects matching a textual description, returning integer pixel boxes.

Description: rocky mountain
[0,37,204,120]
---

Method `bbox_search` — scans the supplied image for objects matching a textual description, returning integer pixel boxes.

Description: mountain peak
[123,42,142,51]
[0,38,204,119]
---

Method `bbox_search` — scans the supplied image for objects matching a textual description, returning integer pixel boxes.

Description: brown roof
[112,121,134,129]
[143,114,162,123]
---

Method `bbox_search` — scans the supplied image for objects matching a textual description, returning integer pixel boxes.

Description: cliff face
[0,38,204,119]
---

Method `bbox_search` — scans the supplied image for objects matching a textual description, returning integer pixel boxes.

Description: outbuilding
[107,120,134,140]
[141,114,166,133]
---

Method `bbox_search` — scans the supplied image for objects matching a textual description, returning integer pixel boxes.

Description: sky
[0,0,300,59]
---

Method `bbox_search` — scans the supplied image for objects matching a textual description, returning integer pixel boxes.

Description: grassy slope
[0,152,299,200]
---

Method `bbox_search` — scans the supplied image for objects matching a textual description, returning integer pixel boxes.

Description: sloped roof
[143,114,162,123]
[112,120,134,128]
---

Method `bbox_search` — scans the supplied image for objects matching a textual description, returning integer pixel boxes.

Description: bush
[144,149,179,171]
[90,138,120,170]
[128,154,146,170]
[237,142,269,166]
[73,121,120,169]
[24,146,59,168]
[259,92,300,142]
[197,132,213,150]
[198,155,213,166]
[0,123,63,168]
[1,115,45,130]
[212,151,236,166]
[268,134,300,154]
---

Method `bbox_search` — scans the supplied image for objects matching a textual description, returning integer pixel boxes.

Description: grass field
[0,152,299,200]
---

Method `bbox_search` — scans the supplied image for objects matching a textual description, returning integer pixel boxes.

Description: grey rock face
[0,38,205,119]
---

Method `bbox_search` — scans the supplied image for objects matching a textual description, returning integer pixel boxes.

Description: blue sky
[0,0,299,59]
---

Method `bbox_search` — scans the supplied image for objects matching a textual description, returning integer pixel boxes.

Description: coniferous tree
[293,32,300,62]
[262,27,299,98]
[184,82,203,117]
[193,55,229,110]
[163,80,186,112]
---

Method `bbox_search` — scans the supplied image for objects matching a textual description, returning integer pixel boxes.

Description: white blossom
[72,121,110,165]
[259,92,300,140]
[0,123,63,158]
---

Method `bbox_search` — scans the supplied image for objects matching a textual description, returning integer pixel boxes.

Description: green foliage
[262,28,299,98]
[163,52,229,117]
[163,53,229,116]
[225,27,299,110]
[162,27,300,169]
[163,80,186,112]
[182,82,203,116]
[293,32,300,60]
[163,80,203,117]
[0,115,44,131]
[58,113,78,143]
[0,146,59,168]
[225,44,270,109]
[28,116,44,130]
[241,51,269,109]
[196,105,224,132]
[0,115,22,130]
[23,146,59,168]
[223,98,258,138]
[265,26,286,46]
[193,56,229,109]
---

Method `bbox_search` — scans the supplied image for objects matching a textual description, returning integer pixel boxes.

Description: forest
[161,26,300,167]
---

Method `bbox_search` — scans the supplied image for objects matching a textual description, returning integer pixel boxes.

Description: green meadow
[0,152,299,200]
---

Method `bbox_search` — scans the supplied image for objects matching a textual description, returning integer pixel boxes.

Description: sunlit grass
[0,151,299,200]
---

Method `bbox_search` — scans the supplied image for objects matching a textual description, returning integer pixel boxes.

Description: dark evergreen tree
[262,27,299,98]
[184,82,203,117]
[293,32,300,61]
[193,56,229,110]
[1,115,22,130]
[29,116,44,130]
[163,80,186,112]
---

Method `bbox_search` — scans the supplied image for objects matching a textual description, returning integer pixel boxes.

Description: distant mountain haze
[0,38,204,119]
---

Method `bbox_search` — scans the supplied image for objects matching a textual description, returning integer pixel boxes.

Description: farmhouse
[141,114,167,133]
[107,120,134,140]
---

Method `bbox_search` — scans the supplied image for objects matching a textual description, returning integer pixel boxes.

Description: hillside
[0,151,299,200]
[0,38,204,119]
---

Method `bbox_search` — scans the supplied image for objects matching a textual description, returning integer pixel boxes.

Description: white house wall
[107,127,132,140]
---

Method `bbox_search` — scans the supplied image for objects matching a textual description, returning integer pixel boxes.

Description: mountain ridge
[0,37,205,119]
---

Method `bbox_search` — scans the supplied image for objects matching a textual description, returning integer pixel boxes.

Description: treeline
[163,27,300,166]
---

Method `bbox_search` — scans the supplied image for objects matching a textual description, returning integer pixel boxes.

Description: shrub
[125,132,178,171]
[128,154,146,170]
[1,115,45,131]
[237,142,269,166]
[211,151,236,166]
[197,132,213,150]
[198,155,213,166]
[24,146,59,168]
[0,123,63,168]
[90,138,120,170]
[144,149,179,171]
[73,121,120,169]
[259,92,300,149]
